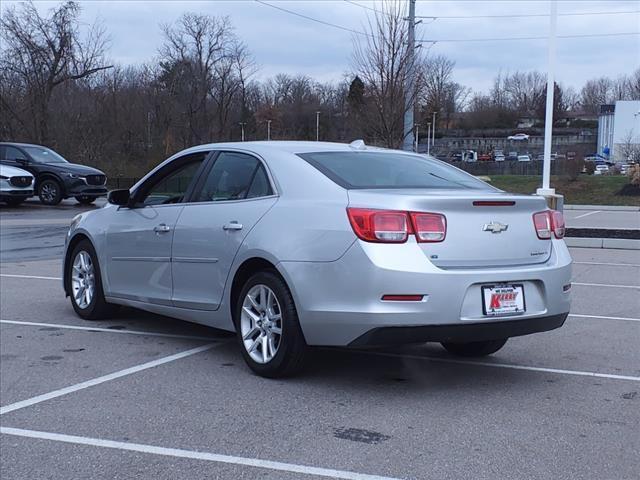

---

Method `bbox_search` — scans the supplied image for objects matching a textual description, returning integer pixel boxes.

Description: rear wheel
[75,195,96,205]
[66,240,118,320]
[441,339,508,357]
[235,271,307,378]
[39,179,63,205]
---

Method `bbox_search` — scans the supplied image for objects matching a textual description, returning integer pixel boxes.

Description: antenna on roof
[349,139,366,150]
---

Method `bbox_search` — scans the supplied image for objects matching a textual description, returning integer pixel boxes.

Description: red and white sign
[482,284,525,316]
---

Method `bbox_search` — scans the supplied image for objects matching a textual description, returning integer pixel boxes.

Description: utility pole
[427,122,431,155]
[267,120,272,141]
[402,0,416,151]
[537,0,557,197]
[239,122,246,142]
[316,111,321,141]
[414,124,419,152]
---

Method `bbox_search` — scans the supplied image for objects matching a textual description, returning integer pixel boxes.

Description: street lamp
[427,122,431,155]
[267,120,272,141]
[239,122,246,142]
[431,112,437,149]
[316,111,321,141]
[414,124,420,152]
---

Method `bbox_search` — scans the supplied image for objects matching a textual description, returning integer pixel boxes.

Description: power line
[416,31,640,43]
[255,0,371,37]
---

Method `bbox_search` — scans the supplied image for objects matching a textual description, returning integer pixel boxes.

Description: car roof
[0,142,47,148]
[176,140,399,156]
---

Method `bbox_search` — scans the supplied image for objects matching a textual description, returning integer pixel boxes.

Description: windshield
[24,146,68,164]
[299,151,493,190]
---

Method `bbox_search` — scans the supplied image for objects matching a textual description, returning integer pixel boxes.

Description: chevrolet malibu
[63,141,572,377]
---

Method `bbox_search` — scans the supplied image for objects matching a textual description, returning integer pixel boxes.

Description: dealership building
[597,100,640,162]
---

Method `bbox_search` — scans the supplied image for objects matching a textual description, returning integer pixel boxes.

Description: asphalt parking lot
[1,201,639,480]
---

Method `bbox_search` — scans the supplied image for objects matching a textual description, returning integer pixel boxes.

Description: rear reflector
[381,294,424,301]
[409,212,446,242]
[533,210,565,239]
[473,201,516,207]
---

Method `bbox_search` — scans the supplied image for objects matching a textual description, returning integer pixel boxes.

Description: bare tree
[351,1,418,148]
[503,71,545,116]
[0,0,110,143]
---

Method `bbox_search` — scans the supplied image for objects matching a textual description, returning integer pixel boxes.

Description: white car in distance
[508,133,530,141]
[517,155,531,162]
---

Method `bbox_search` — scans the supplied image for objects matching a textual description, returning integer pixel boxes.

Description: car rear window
[299,151,492,190]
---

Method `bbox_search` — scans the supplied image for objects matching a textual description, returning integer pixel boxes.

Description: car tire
[38,178,63,205]
[4,197,25,207]
[234,270,307,378]
[75,195,96,205]
[441,338,508,357]
[66,239,118,320]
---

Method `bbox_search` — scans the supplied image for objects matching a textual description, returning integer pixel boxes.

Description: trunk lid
[347,189,552,268]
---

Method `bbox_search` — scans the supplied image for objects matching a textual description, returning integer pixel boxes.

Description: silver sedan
[63,141,572,377]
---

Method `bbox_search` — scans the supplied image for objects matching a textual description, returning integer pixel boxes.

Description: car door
[104,152,210,305]
[171,151,277,311]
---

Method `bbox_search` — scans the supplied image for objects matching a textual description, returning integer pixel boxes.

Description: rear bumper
[278,238,572,346]
[349,312,568,347]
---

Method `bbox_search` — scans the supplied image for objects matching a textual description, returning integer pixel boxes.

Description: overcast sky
[3,0,639,93]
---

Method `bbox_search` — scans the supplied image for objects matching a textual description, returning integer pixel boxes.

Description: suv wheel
[39,179,63,205]
[66,240,118,320]
[235,271,307,378]
[441,339,508,357]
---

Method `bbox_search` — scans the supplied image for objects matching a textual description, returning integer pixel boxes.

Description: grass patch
[488,175,639,206]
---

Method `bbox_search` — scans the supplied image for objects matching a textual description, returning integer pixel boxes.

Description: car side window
[135,153,206,207]
[4,147,27,161]
[195,152,272,202]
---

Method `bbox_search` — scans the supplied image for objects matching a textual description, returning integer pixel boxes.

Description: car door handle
[153,224,171,234]
[223,222,243,231]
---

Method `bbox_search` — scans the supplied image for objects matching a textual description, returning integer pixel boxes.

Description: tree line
[1,1,638,176]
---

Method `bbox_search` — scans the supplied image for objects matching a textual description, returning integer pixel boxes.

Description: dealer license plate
[482,284,526,316]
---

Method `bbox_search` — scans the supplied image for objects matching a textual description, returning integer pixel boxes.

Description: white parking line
[572,282,640,289]
[0,343,216,416]
[569,314,640,323]
[0,273,61,281]
[572,210,601,219]
[365,352,640,383]
[573,261,640,267]
[0,428,399,480]
[0,320,221,342]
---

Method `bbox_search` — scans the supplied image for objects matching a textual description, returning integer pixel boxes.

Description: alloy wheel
[240,284,283,364]
[41,182,57,203]
[71,251,95,309]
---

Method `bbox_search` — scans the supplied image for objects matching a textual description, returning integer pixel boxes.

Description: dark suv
[0,142,108,205]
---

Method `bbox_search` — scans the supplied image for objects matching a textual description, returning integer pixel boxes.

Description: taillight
[533,210,565,239]
[409,212,446,242]
[347,208,447,243]
[347,208,411,243]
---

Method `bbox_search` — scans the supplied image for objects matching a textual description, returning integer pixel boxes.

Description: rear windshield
[299,151,492,190]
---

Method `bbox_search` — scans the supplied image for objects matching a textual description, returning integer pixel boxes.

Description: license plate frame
[481,283,526,316]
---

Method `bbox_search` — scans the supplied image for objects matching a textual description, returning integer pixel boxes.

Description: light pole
[267,120,272,141]
[431,112,437,150]
[402,0,417,151]
[316,111,321,141]
[427,122,431,155]
[239,122,246,142]
[414,124,419,152]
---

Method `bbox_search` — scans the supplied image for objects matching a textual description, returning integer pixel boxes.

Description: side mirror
[107,189,130,206]
[15,158,28,165]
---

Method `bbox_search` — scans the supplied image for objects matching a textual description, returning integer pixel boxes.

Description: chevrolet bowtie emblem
[482,222,509,234]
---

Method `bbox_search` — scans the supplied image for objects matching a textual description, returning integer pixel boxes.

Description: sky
[2,0,639,93]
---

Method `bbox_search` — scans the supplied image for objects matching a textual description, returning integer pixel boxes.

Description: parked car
[506,155,518,162]
[508,133,530,141]
[479,153,492,162]
[494,154,506,162]
[0,164,34,206]
[0,142,108,205]
[620,164,630,175]
[594,164,609,175]
[517,154,531,162]
[63,141,572,377]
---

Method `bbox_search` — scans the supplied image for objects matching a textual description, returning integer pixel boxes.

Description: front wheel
[441,338,508,357]
[38,179,63,205]
[66,240,118,320]
[235,271,307,378]
[75,195,96,205]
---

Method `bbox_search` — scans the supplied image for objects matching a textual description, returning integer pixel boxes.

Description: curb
[565,237,640,250]
[564,204,640,212]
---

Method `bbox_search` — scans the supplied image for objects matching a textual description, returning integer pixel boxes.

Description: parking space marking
[569,314,640,322]
[364,352,640,383]
[573,282,639,289]
[0,428,401,480]
[572,210,601,219]
[0,320,221,341]
[0,343,216,416]
[0,273,61,281]
[573,261,640,267]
